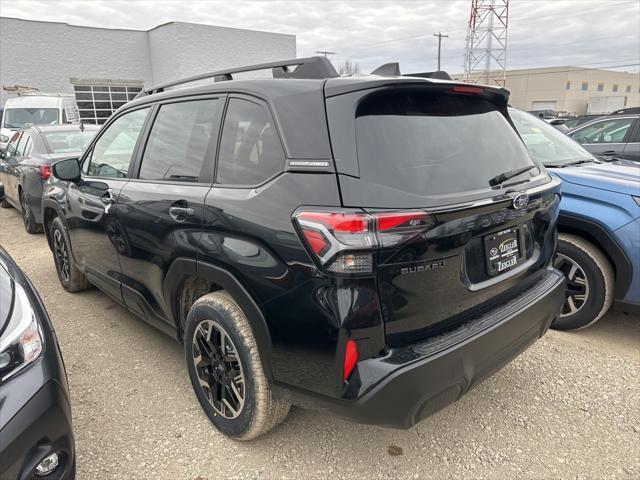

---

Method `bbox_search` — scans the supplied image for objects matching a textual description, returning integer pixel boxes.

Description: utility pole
[315,51,335,57]
[433,32,448,71]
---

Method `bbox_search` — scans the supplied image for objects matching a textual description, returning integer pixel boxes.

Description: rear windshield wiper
[488,165,537,187]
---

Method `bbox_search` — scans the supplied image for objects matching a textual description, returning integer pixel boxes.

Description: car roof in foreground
[124,74,509,111]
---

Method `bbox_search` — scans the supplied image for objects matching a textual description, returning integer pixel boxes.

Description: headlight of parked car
[0,286,44,382]
[0,134,9,143]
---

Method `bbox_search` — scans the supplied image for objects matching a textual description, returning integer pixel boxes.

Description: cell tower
[464,0,509,86]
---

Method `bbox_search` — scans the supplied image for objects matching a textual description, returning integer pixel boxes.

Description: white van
[0,94,80,151]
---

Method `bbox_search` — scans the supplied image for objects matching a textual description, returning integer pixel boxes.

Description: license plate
[484,227,522,276]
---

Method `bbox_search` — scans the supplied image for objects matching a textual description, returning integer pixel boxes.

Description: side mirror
[52,157,81,182]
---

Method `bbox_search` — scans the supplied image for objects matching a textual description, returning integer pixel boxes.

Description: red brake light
[302,229,330,256]
[375,212,430,231]
[39,165,52,180]
[293,209,433,274]
[343,339,359,381]
[296,212,369,233]
[451,85,484,95]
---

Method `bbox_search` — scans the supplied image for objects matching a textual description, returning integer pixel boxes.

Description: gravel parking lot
[1,206,639,480]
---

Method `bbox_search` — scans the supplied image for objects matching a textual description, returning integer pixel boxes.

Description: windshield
[3,108,59,129]
[509,109,596,167]
[43,130,97,154]
[355,90,539,197]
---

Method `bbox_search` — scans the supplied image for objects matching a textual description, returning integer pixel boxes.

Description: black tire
[552,234,614,331]
[20,189,43,234]
[185,291,290,440]
[50,217,92,293]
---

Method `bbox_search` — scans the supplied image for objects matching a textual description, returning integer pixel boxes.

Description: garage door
[531,101,557,111]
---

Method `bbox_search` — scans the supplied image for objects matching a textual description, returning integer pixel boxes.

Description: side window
[139,99,220,182]
[84,108,149,178]
[570,118,635,144]
[5,132,22,156]
[216,98,285,186]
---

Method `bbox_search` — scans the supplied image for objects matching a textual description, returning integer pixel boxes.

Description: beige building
[453,66,640,115]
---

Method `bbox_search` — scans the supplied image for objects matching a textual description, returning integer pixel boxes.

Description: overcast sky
[1,0,638,74]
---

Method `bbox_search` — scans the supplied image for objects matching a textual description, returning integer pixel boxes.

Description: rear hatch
[325,80,560,346]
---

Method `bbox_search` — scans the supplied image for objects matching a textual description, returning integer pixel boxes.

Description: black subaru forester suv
[42,57,565,440]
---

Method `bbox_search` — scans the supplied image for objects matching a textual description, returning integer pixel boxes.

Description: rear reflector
[39,165,52,180]
[451,85,484,95]
[343,339,359,381]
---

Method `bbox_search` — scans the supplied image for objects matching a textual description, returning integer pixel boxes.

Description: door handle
[601,150,617,155]
[169,206,195,220]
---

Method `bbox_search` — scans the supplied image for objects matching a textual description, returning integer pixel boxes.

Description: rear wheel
[185,291,290,440]
[51,217,92,292]
[552,234,614,331]
[20,189,43,234]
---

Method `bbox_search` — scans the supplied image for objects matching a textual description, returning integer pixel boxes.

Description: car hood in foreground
[550,161,640,196]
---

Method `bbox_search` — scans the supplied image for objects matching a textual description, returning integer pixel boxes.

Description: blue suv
[511,108,639,330]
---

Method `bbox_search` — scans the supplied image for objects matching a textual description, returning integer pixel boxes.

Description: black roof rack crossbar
[138,56,339,97]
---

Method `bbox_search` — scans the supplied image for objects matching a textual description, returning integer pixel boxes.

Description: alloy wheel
[21,191,32,230]
[53,229,71,282]
[192,320,245,419]
[554,253,589,317]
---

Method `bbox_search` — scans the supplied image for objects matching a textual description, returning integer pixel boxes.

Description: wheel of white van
[184,291,290,440]
[552,234,614,331]
[50,217,92,292]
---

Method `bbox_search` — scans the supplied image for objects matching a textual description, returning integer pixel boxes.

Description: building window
[597,83,604,92]
[73,84,143,124]
[626,85,632,93]
[581,82,589,91]
[566,81,571,90]
[612,84,618,93]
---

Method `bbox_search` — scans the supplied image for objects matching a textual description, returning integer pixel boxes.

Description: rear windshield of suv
[355,90,538,197]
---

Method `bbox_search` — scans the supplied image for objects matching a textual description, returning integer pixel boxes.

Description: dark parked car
[510,108,639,328]
[42,57,565,440]
[0,246,75,479]
[562,114,602,130]
[0,124,98,233]
[567,114,640,163]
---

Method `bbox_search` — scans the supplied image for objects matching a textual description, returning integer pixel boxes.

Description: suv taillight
[39,165,52,180]
[294,209,432,274]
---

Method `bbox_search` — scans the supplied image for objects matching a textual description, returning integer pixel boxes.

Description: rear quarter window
[355,90,538,197]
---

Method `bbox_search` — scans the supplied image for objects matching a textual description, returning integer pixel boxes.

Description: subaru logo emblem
[511,193,529,210]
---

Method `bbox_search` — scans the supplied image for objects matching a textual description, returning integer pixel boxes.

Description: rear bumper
[280,269,565,428]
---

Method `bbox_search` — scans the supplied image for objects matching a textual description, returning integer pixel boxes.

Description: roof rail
[138,56,339,97]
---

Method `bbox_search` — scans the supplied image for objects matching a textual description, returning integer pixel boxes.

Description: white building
[0,17,296,123]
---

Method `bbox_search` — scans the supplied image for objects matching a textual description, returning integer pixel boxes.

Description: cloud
[1,0,638,74]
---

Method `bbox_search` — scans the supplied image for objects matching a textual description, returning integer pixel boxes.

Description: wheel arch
[557,214,632,302]
[164,258,274,380]
[42,201,64,250]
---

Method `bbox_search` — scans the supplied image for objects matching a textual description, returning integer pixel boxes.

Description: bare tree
[338,60,361,76]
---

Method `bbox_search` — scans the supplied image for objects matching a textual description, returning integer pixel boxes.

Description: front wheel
[184,291,290,440]
[50,217,92,292]
[551,234,614,331]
